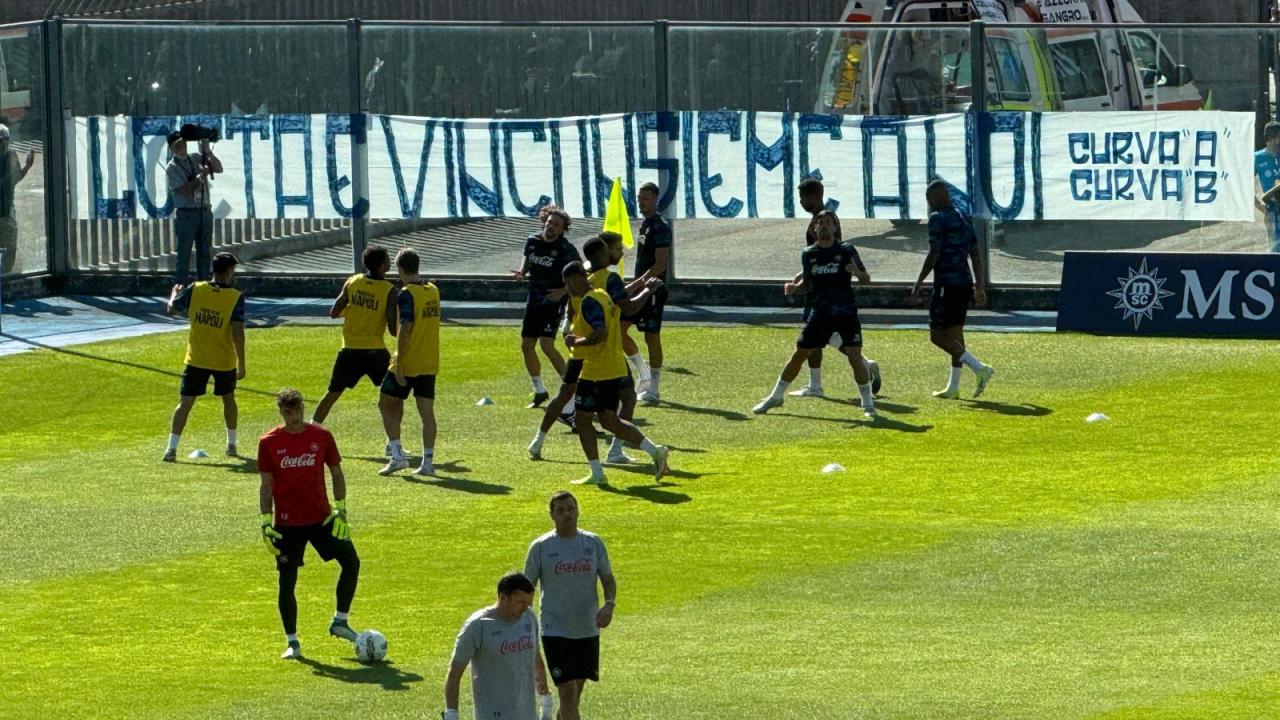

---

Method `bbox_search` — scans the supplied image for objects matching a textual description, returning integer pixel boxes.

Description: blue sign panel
[1058,251,1280,337]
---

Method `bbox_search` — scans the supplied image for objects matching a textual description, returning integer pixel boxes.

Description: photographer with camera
[166,126,222,283]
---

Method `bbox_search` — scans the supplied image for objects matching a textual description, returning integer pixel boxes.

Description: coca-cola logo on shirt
[500,635,533,655]
[279,453,318,469]
[554,559,592,574]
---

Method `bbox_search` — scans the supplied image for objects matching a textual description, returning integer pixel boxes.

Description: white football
[355,629,388,663]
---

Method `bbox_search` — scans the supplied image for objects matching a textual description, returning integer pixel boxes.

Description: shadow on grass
[657,366,698,377]
[961,400,1053,417]
[297,657,423,690]
[853,416,933,433]
[0,333,278,397]
[402,474,513,495]
[655,399,750,422]
[175,456,259,474]
[604,462,705,481]
[665,445,706,454]
[597,481,691,505]
[813,395,918,415]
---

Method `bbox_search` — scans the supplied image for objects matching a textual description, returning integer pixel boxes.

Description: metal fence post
[43,17,69,277]
[348,18,368,273]
[654,19,674,281]
[969,19,993,290]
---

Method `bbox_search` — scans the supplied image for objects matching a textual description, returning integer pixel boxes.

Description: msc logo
[1105,257,1277,329]
[1105,258,1174,329]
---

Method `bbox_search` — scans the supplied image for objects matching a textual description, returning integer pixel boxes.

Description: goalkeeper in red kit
[258,388,361,660]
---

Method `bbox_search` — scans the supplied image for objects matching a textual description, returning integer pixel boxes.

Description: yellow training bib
[390,283,440,377]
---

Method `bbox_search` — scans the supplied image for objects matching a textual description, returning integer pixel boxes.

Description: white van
[818,0,1202,115]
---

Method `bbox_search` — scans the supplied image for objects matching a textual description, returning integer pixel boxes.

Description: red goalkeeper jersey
[257,423,341,526]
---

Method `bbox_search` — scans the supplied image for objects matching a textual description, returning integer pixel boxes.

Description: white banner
[69,110,1254,223]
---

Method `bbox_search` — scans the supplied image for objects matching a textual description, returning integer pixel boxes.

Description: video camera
[179,122,220,144]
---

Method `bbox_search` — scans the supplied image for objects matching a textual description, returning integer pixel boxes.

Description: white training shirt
[523,529,613,639]
[450,606,540,720]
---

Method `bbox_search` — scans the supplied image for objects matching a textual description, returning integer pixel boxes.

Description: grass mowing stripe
[1,327,1277,717]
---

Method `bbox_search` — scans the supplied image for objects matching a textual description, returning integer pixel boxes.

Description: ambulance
[818,0,1203,115]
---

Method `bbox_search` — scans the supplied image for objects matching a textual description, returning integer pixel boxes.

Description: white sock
[388,439,404,459]
[609,436,625,455]
[639,437,658,457]
[563,394,576,414]
[649,368,662,394]
[858,382,875,411]
[959,351,984,372]
[227,429,237,446]
[770,377,791,400]
[948,367,962,392]
[588,459,604,477]
[333,611,348,621]
[167,433,180,451]
[533,430,546,445]
[808,367,823,389]
[422,448,434,463]
[532,376,547,393]
[286,633,299,643]
[628,353,652,383]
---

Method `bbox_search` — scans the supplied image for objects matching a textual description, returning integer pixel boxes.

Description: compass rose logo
[1105,258,1175,329]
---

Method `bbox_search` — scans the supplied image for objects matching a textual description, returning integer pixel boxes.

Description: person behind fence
[1254,121,1280,253]
[166,130,223,283]
[0,124,35,275]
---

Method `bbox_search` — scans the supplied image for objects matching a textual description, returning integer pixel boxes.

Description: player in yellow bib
[162,252,246,462]
[561,261,669,485]
[378,249,442,477]
[311,246,398,426]
[528,233,658,463]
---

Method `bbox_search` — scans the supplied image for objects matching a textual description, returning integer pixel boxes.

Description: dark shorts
[328,348,391,392]
[623,286,667,334]
[272,522,359,570]
[379,372,436,400]
[180,364,236,397]
[561,358,584,385]
[522,294,567,338]
[542,635,600,685]
[576,376,633,414]
[930,284,973,329]
[798,310,862,350]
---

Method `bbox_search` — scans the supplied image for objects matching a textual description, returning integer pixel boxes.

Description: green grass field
[2,323,1279,719]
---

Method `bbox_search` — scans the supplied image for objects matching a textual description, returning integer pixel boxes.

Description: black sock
[278,565,299,636]
[335,547,361,614]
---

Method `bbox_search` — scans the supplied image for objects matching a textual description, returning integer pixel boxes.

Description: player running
[311,246,398,426]
[162,251,246,462]
[561,261,669,485]
[523,491,617,720]
[620,182,671,404]
[753,211,878,418]
[514,204,581,408]
[257,388,361,660]
[443,571,553,720]
[529,233,656,464]
[378,249,442,476]
[912,180,994,399]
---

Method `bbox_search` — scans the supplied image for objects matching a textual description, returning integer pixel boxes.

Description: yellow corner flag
[602,177,634,275]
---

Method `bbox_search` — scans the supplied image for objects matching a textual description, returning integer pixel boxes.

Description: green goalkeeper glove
[325,499,350,540]
[260,513,282,556]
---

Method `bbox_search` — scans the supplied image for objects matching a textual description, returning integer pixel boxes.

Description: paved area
[242,214,1270,285]
[0,294,1055,357]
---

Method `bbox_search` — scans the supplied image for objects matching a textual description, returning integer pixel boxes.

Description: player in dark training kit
[753,211,878,419]
[912,180,994,399]
[621,182,671,404]
[790,178,879,398]
[312,246,398,426]
[258,389,361,660]
[514,204,581,408]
